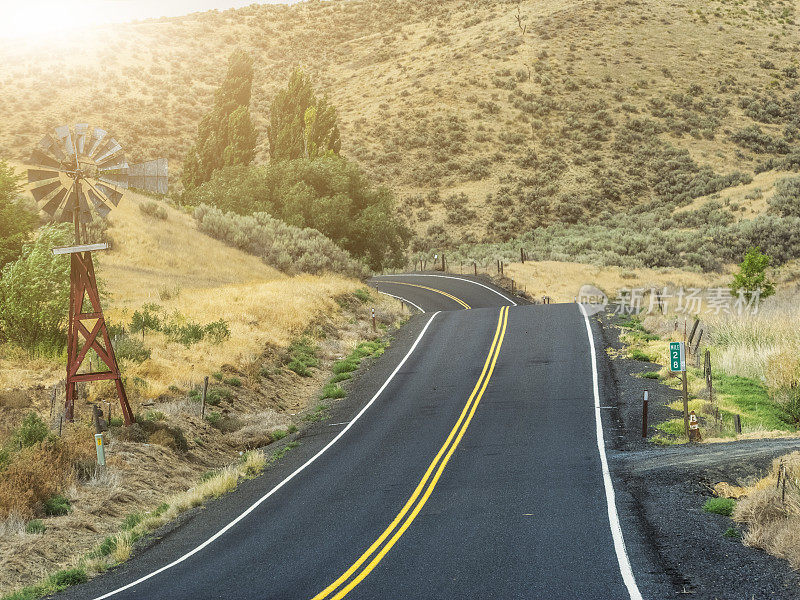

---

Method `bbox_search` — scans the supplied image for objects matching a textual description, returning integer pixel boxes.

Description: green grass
[322,383,346,399]
[641,371,661,379]
[703,497,736,516]
[286,336,319,377]
[212,372,223,381]
[24,520,45,534]
[302,403,330,422]
[723,526,741,538]
[89,535,117,558]
[713,371,795,431]
[121,512,144,531]
[2,567,90,600]
[42,494,71,517]
[354,288,372,303]
[224,377,242,387]
[272,441,300,461]
[629,348,653,362]
[655,418,686,437]
[272,429,287,441]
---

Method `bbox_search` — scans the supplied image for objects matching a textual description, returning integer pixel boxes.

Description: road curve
[59,276,656,599]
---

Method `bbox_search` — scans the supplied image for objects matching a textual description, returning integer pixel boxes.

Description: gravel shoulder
[595,307,800,599]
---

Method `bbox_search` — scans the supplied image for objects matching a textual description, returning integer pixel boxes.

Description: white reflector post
[51,243,109,255]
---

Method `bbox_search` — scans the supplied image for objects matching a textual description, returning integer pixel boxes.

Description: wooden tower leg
[64,251,135,425]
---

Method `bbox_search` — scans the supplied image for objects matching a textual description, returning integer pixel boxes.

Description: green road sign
[669,341,685,372]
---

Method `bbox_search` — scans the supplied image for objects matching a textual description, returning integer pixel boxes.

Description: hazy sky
[1,1,301,39]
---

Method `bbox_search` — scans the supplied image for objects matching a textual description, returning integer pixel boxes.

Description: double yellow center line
[380,281,471,309]
[311,306,509,600]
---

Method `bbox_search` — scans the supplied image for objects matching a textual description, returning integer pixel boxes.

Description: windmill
[26,123,154,426]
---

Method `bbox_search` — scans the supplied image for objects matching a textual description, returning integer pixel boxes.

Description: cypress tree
[268,69,341,161]
[182,50,258,191]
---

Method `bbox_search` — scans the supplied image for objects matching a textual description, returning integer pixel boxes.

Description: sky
[0,1,300,40]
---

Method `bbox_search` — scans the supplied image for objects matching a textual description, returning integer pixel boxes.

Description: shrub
[139,201,167,220]
[185,157,411,270]
[10,412,50,450]
[768,176,800,217]
[224,377,241,387]
[0,224,72,353]
[204,320,231,343]
[194,204,367,277]
[0,159,38,270]
[113,335,151,363]
[730,247,775,301]
[42,494,71,516]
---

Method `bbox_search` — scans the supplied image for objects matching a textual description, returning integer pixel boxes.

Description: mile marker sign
[669,341,686,372]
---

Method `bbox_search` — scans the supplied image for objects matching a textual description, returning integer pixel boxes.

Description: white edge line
[375,273,517,306]
[91,311,442,600]
[375,290,426,313]
[579,303,643,600]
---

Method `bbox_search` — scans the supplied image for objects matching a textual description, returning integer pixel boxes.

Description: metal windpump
[26,123,168,426]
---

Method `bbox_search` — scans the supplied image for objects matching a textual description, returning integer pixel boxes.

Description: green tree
[730,246,775,301]
[268,69,341,161]
[0,159,38,270]
[181,50,258,191]
[183,158,410,270]
[0,224,72,352]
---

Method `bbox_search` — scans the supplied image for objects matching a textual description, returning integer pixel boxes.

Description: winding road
[61,273,659,600]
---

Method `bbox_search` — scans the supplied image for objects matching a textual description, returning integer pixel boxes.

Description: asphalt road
[62,274,653,600]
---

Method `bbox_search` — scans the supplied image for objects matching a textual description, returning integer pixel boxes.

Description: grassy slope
[0,0,797,244]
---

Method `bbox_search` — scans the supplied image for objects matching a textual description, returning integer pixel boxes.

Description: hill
[1,0,798,248]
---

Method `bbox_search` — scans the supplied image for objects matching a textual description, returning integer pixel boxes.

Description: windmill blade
[94,182,123,206]
[95,138,123,166]
[87,187,112,219]
[27,168,60,184]
[74,123,88,154]
[86,127,108,158]
[55,125,75,158]
[40,187,69,220]
[98,157,128,172]
[30,148,63,170]
[31,180,63,204]
[38,134,65,162]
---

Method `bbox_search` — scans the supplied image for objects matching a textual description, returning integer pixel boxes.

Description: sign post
[670,342,690,438]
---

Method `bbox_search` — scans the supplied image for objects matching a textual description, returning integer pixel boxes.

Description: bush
[194,204,367,277]
[0,224,72,353]
[42,494,71,516]
[10,412,50,449]
[113,335,151,363]
[353,288,372,303]
[139,201,168,220]
[0,159,38,271]
[285,337,319,376]
[184,157,411,270]
[224,377,241,387]
[768,176,800,217]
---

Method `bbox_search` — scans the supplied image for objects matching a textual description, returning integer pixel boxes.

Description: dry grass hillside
[0,187,404,595]
[0,0,798,246]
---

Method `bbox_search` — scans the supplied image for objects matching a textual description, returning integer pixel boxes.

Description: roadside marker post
[642,390,648,438]
[669,342,690,438]
[95,433,106,466]
[371,308,376,332]
[688,410,701,442]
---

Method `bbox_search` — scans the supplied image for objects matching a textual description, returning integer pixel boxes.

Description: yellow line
[380,281,471,309]
[312,306,509,600]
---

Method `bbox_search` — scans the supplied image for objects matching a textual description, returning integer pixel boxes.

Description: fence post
[201,376,209,418]
[520,247,525,263]
[474,262,477,276]
[734,414,742,435]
